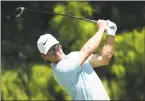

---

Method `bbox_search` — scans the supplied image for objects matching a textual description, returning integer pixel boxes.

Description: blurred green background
[1,1,145,100]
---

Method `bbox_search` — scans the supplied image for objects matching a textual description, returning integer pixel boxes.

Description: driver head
[14,7,25,17]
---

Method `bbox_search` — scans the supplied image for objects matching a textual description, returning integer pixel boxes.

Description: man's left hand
[106,20,117,36]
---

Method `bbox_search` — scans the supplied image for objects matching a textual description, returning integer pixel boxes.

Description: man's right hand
[97,19,108,30]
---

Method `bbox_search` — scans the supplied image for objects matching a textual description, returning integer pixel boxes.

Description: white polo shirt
[51,51,110,100]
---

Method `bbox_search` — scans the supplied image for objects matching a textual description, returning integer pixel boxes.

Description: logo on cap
[43,38,48,45]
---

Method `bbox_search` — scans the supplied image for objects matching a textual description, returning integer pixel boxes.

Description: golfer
[37,19,117,100]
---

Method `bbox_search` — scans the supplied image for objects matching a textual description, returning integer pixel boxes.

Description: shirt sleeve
[56,52,82,83]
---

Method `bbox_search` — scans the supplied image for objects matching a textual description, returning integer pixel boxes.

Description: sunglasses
[47,44,59,56]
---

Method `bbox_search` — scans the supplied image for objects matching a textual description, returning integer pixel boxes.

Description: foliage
[1,1,145,100]
[2,28,144,100]
[101,28,145,100]
[50,1,96,53]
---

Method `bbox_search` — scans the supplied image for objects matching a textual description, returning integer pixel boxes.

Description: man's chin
[53,59,60,63]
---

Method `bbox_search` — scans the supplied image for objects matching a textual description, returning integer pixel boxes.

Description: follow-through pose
[37,19,117,100]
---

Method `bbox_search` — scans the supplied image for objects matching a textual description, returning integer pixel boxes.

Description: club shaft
[24,8,97,23]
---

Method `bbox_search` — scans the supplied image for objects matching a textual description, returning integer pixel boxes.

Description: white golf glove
[106,20,117,36]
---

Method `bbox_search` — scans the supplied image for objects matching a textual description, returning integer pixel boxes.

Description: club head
[13,7,25,17]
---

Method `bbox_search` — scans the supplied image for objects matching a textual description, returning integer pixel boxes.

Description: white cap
[37,34,59,54]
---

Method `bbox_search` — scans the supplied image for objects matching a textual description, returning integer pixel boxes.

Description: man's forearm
[81,28,105,55]
[101,35,115,62]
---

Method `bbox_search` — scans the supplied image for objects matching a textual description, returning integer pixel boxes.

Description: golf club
[13,7,98,23]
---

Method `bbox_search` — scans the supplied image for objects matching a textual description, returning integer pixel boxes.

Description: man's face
[41,44,62,63]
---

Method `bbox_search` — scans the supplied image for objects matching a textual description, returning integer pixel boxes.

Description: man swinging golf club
[37,19,117,100]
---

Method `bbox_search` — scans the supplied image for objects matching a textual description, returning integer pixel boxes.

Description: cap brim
[44,41,59,54]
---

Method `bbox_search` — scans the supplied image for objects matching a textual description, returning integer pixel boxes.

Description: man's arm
[79,20,107,66]
[89,20,117,68]
[89,35,115,68]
